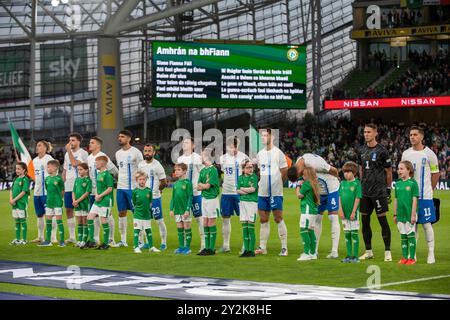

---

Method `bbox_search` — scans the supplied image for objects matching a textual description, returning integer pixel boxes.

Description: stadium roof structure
[0,0,355,143]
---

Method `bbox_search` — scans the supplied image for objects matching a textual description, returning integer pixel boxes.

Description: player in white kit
[62,133,89,244]
[87,136,118,245]
[219,136,249,252]
[294,153,341,258]
[138,144,168,250]
[254,129,289,256]
[401,126,440,264]
[177,138,205,252]
[115,130,144,247]
[30,140,57,243]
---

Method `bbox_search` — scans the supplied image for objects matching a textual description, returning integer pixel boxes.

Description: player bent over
[72,163,92,247]
[132,171,160,253]
[82,156,114,250]
[170,163,194,255]
[394,161,419,265]
[237,160,258,257]
[339,162,362,263]
[9,162,30,245]
[39,160,65,247]
[296,167,320,261]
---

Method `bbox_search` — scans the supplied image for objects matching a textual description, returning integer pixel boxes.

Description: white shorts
[300,213,317,230]
[239,201,257,223]
[12,209,27,219]
[75,210,88,217]
[89,204,111,218]
[45,207,63,216]
[342,218,359,231]
[133,219,151,230]
[175,214,192,223]
[397,221,415,235]
[202,198,220,219]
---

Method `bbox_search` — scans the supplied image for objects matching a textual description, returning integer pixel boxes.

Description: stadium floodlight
[51,0,59,6]
[61,0,69,3]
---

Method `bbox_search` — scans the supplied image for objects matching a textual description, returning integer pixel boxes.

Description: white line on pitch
[362,274,450,290]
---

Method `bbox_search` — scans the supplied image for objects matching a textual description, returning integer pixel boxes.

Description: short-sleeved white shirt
[64,148,89,192]
[219,151,249,195]
[401,146,439,200]
[256,146,288,197]
[33,154,54,196]
[297,153,339,195]
[138,159,166,199]
[115,146,144,190]
[177,153,204,197]
[87,151,118,194]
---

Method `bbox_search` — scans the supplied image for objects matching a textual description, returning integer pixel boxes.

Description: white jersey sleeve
[426,148,439,174]
[107,158,119,178]
[278,148,288,169]
[33,154,54,196]
[300,153,331,173]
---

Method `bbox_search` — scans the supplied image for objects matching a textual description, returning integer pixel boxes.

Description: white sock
[423,223,435,255]
[37,217,45,240]
[119,216,127,243]
[314,214,323,254]
[196,216,205,249]
[67,217,76,240]
[329,214,340,254]
[222,218,231,249]
[108,215,115,242]
[94,216,101,243]
[259,222,270,250]
[51,217,57,242]
[157,219,167,245]
[277,220,288,249]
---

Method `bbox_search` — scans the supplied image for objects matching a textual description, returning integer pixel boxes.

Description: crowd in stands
[380,8,423,29]
[325,50,449,101]
[365,50,449,99]
[279,117,450,180]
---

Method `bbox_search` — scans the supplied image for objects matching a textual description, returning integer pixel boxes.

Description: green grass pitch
[0,189,449,299]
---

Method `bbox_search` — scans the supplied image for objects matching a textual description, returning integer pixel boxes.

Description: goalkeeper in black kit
[357,123,393,262]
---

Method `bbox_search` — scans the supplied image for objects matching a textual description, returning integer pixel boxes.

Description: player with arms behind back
[339,161,362,263]
[401,126,439,264]
[197,148,221,256]
[255,129,289,256]
[170,163,194,255]
[177,138,205,252]
[115,130,144,247]
[219,136,249,253]
[394,161,419,265]
[236,159,258,257]
[9,162,30,245]
[138,144,168,250]
[357,123,393,262]
[132,171,160,254]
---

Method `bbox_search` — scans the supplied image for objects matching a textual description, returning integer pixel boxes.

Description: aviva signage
[100,55,117,129]
[352,24,450,39]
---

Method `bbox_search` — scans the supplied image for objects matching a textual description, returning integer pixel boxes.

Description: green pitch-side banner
[0,45,30,101]
[151,41,306,109]
[40,39,88,97]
